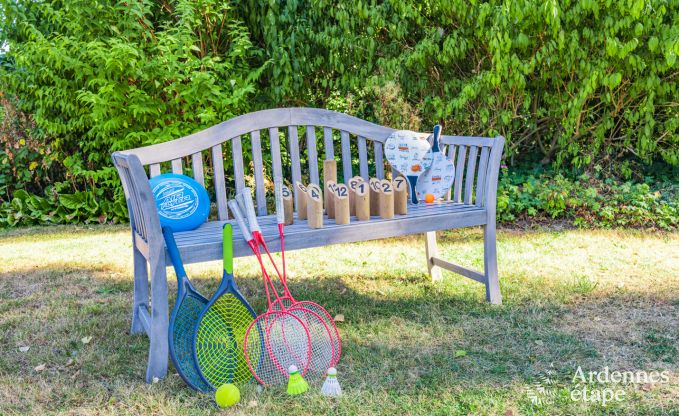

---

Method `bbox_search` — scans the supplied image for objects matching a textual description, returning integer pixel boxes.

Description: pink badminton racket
[239,186,336,380]
[228,200,312,386]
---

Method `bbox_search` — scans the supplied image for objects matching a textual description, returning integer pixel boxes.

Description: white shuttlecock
[321,367,342,397]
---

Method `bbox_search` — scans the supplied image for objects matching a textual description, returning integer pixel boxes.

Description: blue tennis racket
[162,227,211,392]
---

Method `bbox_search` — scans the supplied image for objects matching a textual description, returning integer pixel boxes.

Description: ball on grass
[424,193,435,203]
[215,384,240,408]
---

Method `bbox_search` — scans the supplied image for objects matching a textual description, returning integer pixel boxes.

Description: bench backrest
[112,108,504,242]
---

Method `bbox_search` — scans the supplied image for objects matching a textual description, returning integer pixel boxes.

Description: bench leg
[483,223,502,305]
[425,231,443,281]
[145,247,169,383]
[131,242,149,335]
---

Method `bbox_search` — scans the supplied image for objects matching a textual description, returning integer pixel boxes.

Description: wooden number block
[348,176,362,216]
[379,179,394,219]
[354,180,370,221]
[326,180,337,219]
[334,183,350,225]
[295,182,308,220]
[393,175,408,215]
[306,184,323,229]
[323,159,337,216]
[369,178,380,216]
[282,185,294,225]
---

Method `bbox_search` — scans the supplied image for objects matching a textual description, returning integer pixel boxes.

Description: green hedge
[0,0,677,228]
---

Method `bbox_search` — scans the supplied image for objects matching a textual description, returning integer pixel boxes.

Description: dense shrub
[497,169,678,230]
[0,0,677,228]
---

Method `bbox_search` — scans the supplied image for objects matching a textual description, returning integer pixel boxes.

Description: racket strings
[245,311,311,386]
[194,293,255,387]
[172,294,211,391]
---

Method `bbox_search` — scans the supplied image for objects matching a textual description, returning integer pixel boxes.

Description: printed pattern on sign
[416,152,455,200]
[384,130,433,176]
[153,180,200,220]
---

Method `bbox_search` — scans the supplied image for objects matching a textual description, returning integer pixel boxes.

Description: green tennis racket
[192,223,257,388]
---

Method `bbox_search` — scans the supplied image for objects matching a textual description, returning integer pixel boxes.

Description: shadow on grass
[2,263,676,403]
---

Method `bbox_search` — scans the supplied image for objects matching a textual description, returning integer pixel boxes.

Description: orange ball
[424,194,435,203]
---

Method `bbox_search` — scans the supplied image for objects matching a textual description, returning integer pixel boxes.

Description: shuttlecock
[321,367,342,397]
[287,365,309,396]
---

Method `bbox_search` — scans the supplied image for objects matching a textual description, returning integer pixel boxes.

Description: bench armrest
[112,152,162,244]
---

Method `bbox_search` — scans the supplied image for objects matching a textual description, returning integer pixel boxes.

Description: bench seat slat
[173,202,483,243]
[169,205,487,264]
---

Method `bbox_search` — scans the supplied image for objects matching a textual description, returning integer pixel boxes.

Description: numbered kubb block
[306,185,323,229]
[348,176,362,217]
[295,182,308,220]
[369,178,380,216]
[282,185,294,225]
[379,179,394,220]
[323,160,337,215]
[393,175,408,215]
[354,180,370,221]
[326,180,338,219]
[334,183,350,225]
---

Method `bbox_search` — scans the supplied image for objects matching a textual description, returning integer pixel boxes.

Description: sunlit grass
[0,226,677,415]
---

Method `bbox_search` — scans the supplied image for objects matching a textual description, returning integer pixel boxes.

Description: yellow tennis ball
[215,384,240,408]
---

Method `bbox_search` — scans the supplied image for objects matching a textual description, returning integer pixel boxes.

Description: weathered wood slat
[431,257,486,284]
[464,146,478,205]
[453,145,467,203]
[232,136,245,194]
[191,152,204,187]
[174,203,483,243]
[169,208,487,264]
[251,130,267,215]
[323,127,334,160]
[288,125,302,210]
[306,126,320,185]
[211,144,228,220]
[269,127,283,182]
[358,136,369,180]
[340,130,352,183]
[475,146,490,207]
[149,164,161,178]
[171,158,182,174]
[440,135,496,147]
[374,141,385,179]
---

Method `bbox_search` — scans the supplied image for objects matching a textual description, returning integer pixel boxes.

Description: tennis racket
[384,130,433,204]
[192,223,257,389]
[162,227,211,392]
[416,125,455,200]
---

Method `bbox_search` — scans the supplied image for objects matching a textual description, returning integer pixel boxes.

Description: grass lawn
[0,225,677,415]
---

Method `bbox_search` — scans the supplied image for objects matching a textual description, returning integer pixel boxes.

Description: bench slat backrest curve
[113,108,504,238]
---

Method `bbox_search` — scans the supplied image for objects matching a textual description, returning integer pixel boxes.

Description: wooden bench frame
[111,107,504,383]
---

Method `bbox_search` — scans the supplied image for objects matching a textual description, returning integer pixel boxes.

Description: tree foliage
[0,0,677,227]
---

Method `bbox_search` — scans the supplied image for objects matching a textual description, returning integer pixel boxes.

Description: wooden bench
[111,108,505,383]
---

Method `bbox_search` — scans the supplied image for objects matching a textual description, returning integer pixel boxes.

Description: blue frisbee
[148,173,210,232]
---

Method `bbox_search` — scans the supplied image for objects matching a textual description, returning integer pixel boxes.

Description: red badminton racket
[239,186,336,380]
[228,200,311,386]
[270,178,342,365]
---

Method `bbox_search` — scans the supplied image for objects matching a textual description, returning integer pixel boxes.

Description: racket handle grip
[274,176,284,225]
[242,187,261,233]
[228,200,252,242]
[432,124,442,152]
[161,227,187,278]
